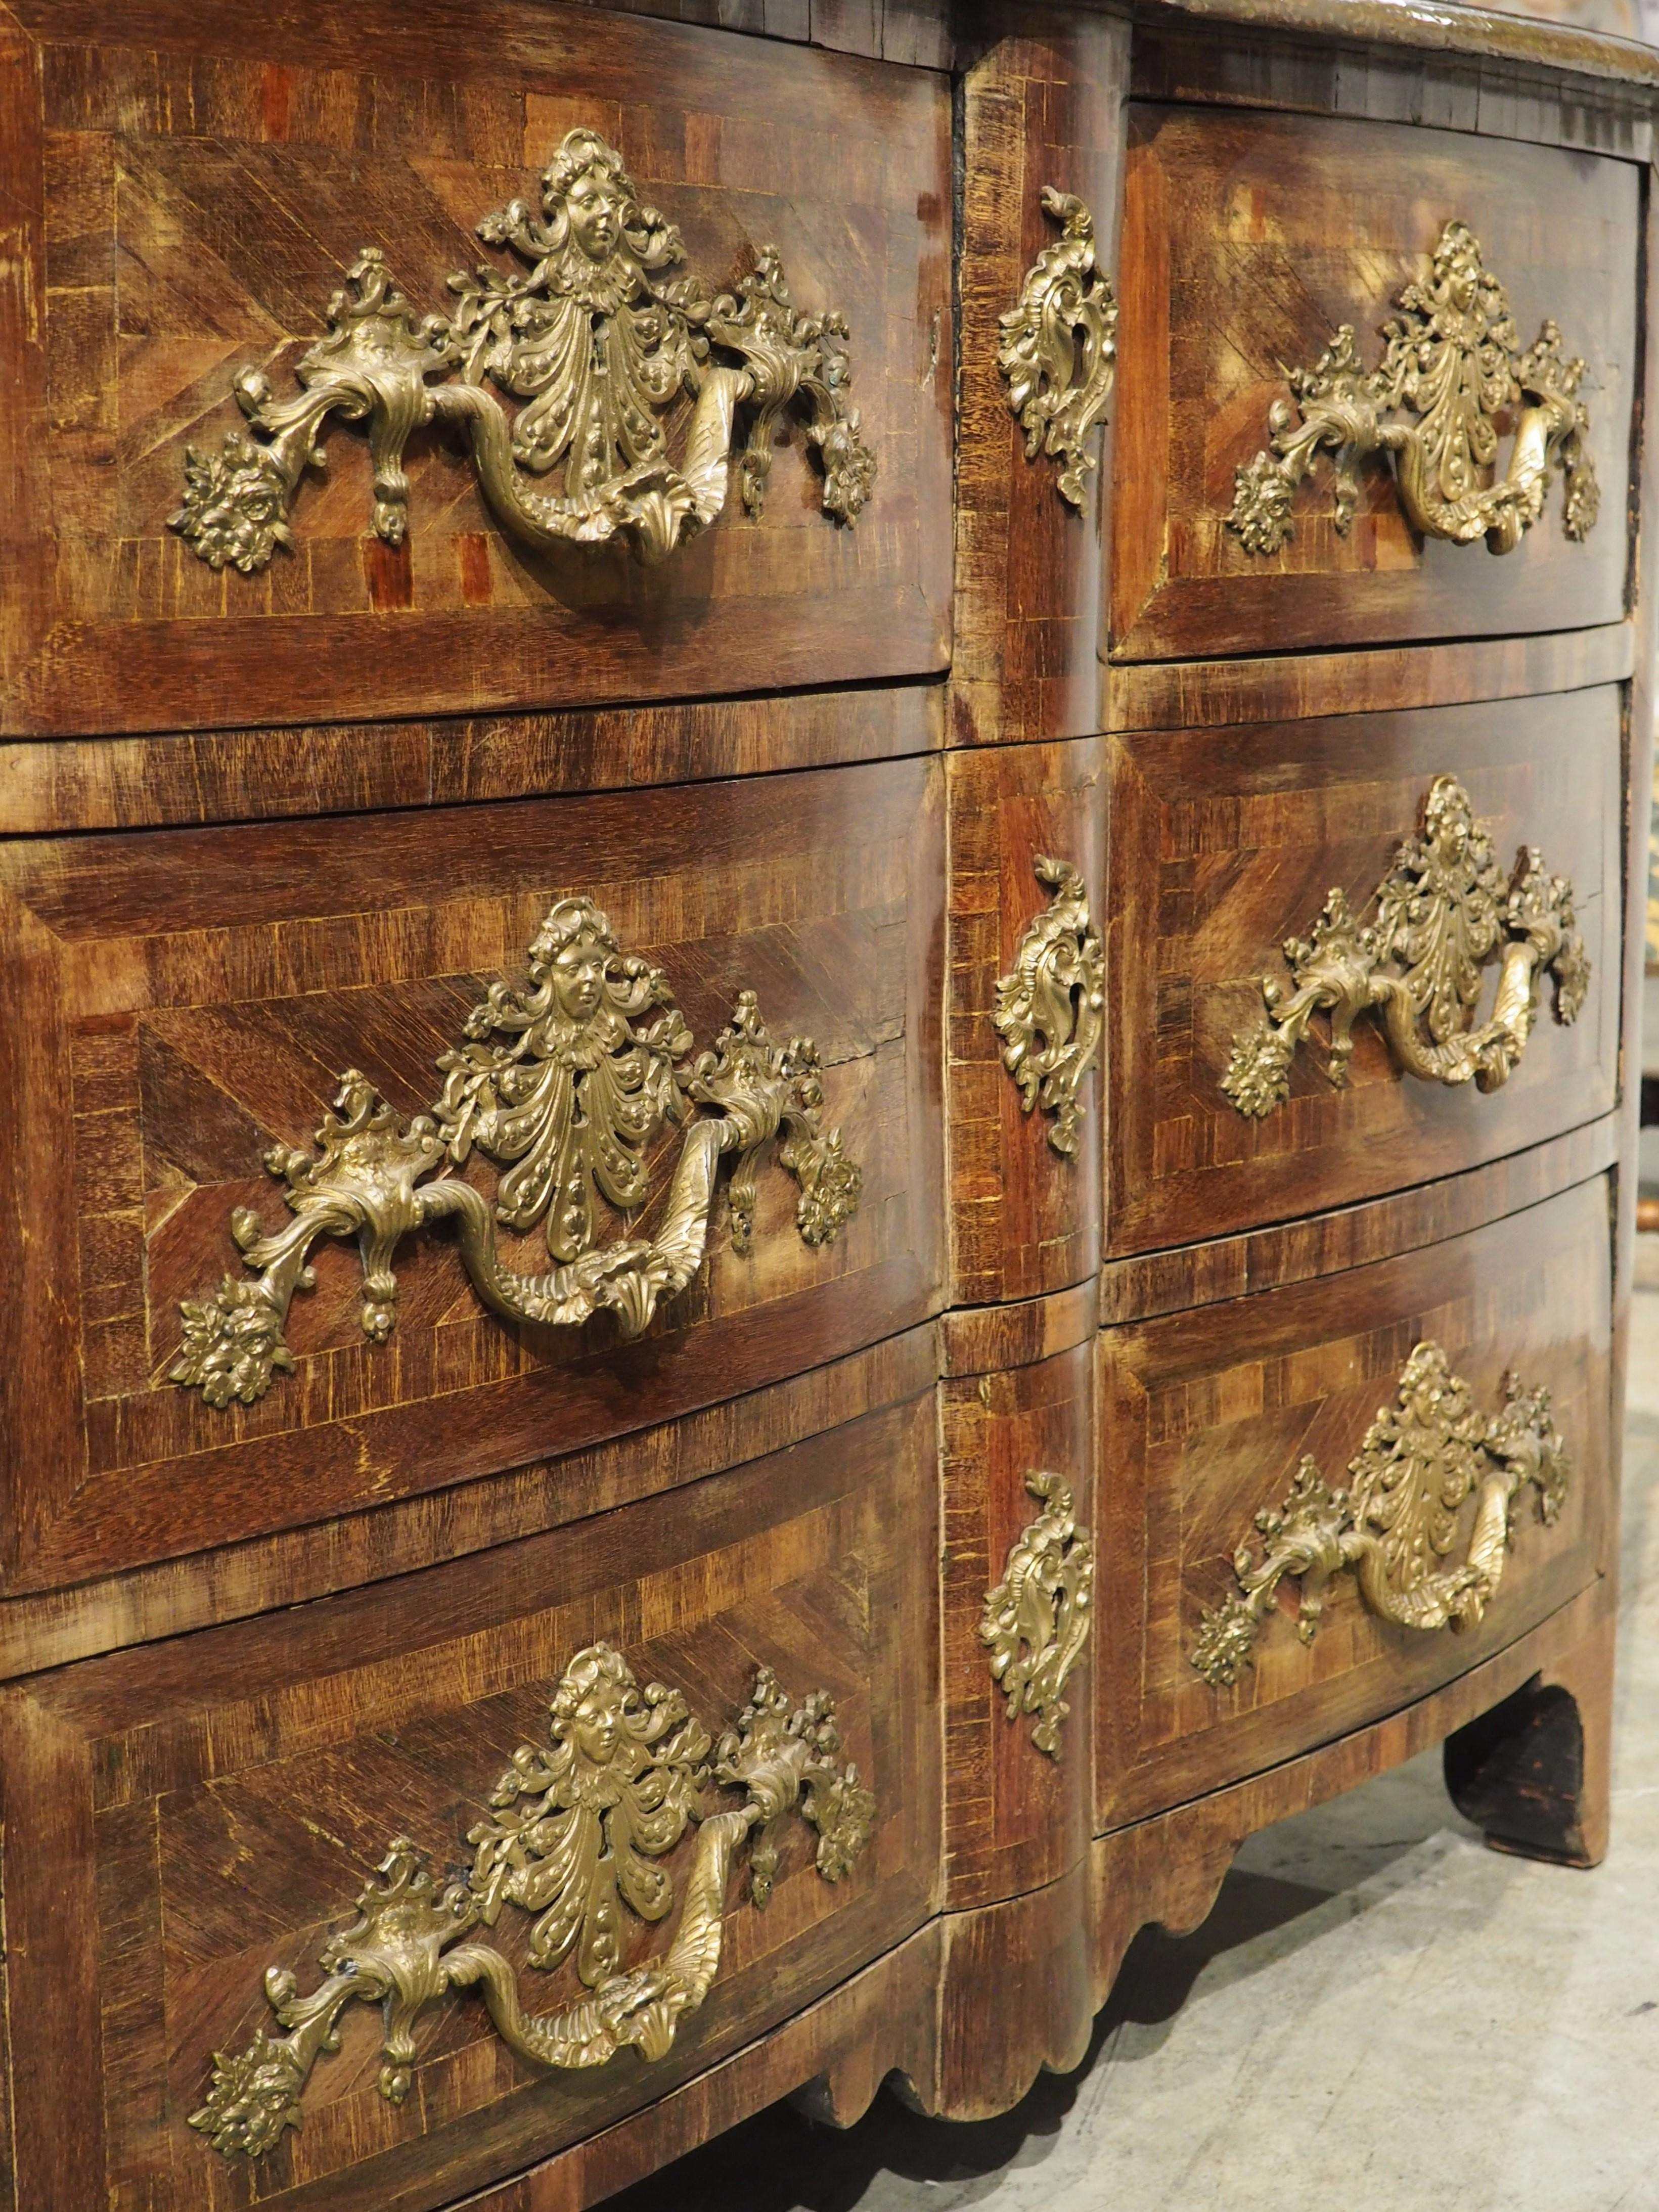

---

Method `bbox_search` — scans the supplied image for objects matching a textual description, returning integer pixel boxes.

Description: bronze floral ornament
[189,1645,875,2162]
[170,128,875,571]
[993,855,1104,1157]
[1223,774,1589,1119]
[998,187,1118,511]
[980,1471,1095,1757]
[1228,219,1597,556]
[171,898,862,1407]
[1191,1343,1570,1688]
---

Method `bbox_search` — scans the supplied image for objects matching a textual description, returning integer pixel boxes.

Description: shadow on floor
[598,1801,1448,2212]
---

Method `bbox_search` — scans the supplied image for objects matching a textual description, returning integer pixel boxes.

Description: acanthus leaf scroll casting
[998,187,1118,511]
[993,854,1104,1159]
[170,898,862,1408]
[170,128,875,573]
[188,1644,875,2164]
[1190,1343,1570,1689]
[1228,218,1598,557]
[1222,774,1589,1120]
[980,1470,1095,1757]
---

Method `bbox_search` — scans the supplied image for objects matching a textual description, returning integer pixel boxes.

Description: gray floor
[602,1292,1659,2212]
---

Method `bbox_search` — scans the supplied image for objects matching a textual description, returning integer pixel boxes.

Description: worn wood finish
[930,1861,1095,2118]
[952,12,1127,747]
[938,1275,1097,1379]
[1105,621,1634,735]
[940,1340,1094,1909]
[441,1931,943,2211]
[0,1385,940,2212]
[0,684,945,840]
[0,0,952,736]
[0,755,945,1593]
[1097,1179,1613,1832]
[1100,1115,1617,1327]
[1088,1576,1613,2011]
[1131,18,1657,154]
[1112,106,1639,660]
[1105,689,1623,1256]
[1444,1607,1615,1865]
[948,738,1104,1305]
[0,1327,936,1680]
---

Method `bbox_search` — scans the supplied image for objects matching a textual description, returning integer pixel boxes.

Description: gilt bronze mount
[171,897,861,1407]
[1223,774,1589,1119]
[1192,1343,1570,1688]
[998,187,1118,511]
[980,1470,1095,1757]
[993,854,1104,1158]
[170,128,874,572]
[1228,218,1597,556]
[189,1644,874,2162]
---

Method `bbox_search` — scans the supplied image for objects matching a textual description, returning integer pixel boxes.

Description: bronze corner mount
[980,1470,1095,1756]
[998,185,1118,512]
[994,853,1104,1158]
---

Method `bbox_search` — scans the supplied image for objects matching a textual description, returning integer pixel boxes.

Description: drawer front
[1097,1177,1612,1830]
[1105,687,1623,1255]
[0,1386,939,2212]
[1113,107,1638,660]
[2,0,951,735]
[0,755,944,1592]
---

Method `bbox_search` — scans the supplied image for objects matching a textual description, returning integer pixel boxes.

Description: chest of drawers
[0,1,1649,2204]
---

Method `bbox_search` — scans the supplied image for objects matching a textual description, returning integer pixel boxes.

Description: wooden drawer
[0,0,952,736]
[1113,106,1639,659]
[1105,686,1622,1256]
[1097,1176,1612,1830]
[0,754,944,1594]
[0,1379,939,2212]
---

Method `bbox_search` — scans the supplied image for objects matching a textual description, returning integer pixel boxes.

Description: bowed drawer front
[0,753,944,1594]
[1104,685,1622,1257]
[1112,106,1639,660]
[0,1383,940,2212]
[0,0,952,735]
[1096,1177,1612,1832]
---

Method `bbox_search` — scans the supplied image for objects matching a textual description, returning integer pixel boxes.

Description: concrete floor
[602,1292,1659,2212]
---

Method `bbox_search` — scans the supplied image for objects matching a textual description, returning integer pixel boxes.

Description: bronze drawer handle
[981,1470,1095,1757]
[1227,219,1598,556]
[170,128,874,574]
[171,898,862,1407]
[189,1645,874,2163]
[994,854,1104,1157]
[1191,1341,1570,1689]
[998,185,1118,511]
[1222,774,1589,1119]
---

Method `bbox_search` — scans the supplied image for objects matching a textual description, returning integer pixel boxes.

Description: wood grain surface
[948,737,1104,1306]
[939,1339,1094,1909]
[1096,1176,1614,1831]
[1112,106,1639,659]
[0,1385,940,2212]
[1104,688,1624,1256]
[0,684,945,838]
[0,0,952,735]
[0,755,945,1594]
[951,10,1127,747]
